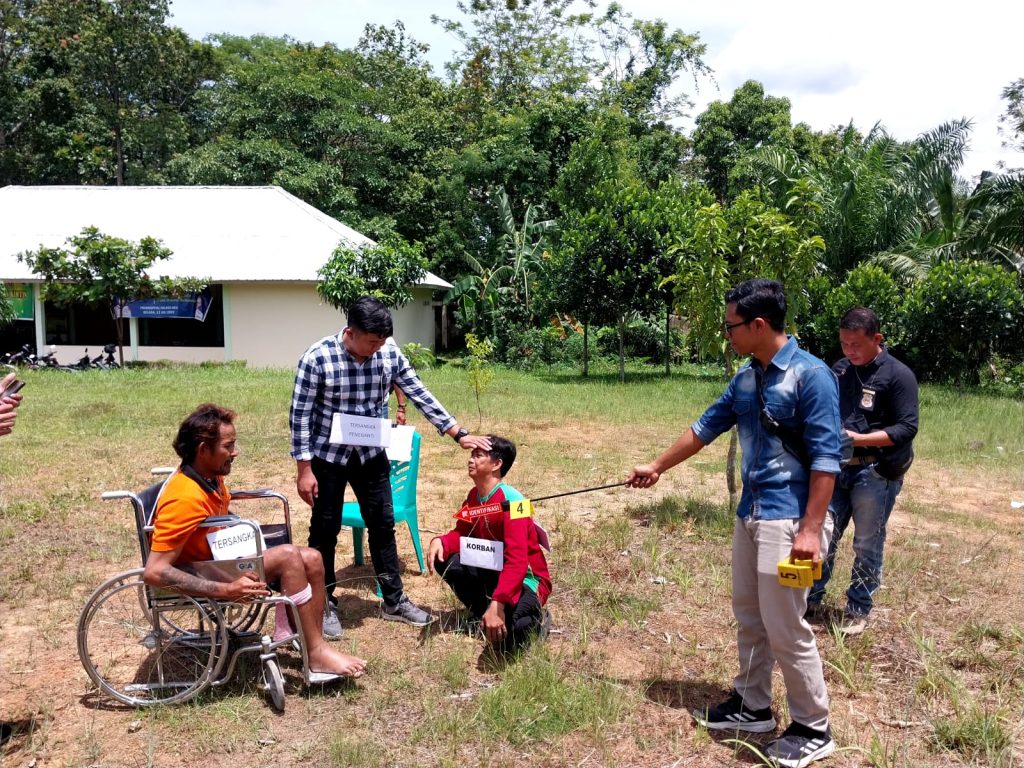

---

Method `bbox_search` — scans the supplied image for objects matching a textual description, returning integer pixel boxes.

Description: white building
[0,185,451,367]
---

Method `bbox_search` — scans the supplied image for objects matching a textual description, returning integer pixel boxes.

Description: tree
[592,5,709,123]
[749,120,974,276]
[548,105,644,376]
[669,189,825,510]
[902,260,1024,384]
[0,283,14,327]
[317,234,428,312]
[998,78,1024,163]
[464,332,494,430]
[19,227,207,364]
[1,0,217,186]
[691,80,797,202]
[432,0,595,110]
[57,0,216,184]
[554,177,671,381]
[493,187,555,322]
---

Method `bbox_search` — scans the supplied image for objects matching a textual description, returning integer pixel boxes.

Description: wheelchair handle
[101,491,134,500]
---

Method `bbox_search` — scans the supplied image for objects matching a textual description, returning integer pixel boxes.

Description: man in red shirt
[143,403,366,678]
[427,435,551,650]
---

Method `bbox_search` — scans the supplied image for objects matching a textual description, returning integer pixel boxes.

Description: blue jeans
[808,464,903,616]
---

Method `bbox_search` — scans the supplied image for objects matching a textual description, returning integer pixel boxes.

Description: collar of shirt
[855,346,889,375]
[750,335,799,376]
[337,332,378,367]
[180,463,222,496]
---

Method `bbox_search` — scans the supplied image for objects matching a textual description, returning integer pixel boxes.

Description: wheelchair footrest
[308,671,343,685]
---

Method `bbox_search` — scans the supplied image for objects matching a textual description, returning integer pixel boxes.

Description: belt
[846,454,879,467]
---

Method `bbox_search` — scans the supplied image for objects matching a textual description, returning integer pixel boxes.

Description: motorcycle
[36,346,61,369]
[2,343,37,367]
[94,343,120,369]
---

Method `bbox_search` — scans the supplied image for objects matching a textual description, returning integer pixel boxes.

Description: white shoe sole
[692,711,777,733]
[769,738,835,767]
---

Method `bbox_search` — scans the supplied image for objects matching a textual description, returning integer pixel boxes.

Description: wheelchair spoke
[77,571,227,707]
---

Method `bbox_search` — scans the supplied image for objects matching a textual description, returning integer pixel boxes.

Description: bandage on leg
[272,583,312,643]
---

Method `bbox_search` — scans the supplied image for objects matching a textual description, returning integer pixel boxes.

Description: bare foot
[309,645,367,678]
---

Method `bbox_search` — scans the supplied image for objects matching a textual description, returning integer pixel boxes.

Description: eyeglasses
[722,318,754,336]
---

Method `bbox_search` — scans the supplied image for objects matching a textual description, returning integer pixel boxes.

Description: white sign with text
[330,413,392,447]
[385,425,416,462]
[206,522,267,561]
[460,536,504,571]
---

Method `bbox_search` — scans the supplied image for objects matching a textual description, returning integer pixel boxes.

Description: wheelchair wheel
[221,602,264,634]
[78,570,228,707]
[263,657,286,712]
[149,593,263,636]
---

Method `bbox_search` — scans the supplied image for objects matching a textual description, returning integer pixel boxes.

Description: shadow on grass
[332,557,427,630]
[78,692,143,712]
[1,714,46,755]
[643,678,778,765]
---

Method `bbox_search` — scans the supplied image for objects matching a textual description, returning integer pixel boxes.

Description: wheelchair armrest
[101,490,136,501]
[199,515,241,527]
[229,489,280,501]
[228,489,292,532]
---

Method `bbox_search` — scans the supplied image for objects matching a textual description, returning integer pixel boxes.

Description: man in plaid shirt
[291,296,490,635]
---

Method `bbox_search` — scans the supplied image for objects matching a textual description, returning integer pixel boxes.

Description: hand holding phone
[1,379,25,400]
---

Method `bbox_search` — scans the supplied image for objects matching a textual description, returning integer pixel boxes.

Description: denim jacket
[692,337,842,520]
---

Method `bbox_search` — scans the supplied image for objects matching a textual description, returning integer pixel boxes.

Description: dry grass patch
[1,366,1023,766]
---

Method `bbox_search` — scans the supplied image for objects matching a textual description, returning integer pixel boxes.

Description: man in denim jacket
[628,279,841,768]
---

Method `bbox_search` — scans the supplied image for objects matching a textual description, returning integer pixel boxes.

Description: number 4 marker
[508,499,534,519]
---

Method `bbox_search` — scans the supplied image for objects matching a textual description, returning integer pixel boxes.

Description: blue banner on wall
[113,291,213,321]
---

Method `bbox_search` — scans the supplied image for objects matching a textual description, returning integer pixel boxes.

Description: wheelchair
[76,471,340,711]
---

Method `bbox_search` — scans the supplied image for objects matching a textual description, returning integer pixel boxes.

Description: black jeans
[438,553,543,648]
[308,452,403,608]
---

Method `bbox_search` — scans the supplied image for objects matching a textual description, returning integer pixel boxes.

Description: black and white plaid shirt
[290,334,456,464]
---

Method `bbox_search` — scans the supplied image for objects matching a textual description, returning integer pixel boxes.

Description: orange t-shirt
[150,469,231,564]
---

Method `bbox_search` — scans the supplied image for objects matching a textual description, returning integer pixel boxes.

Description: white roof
[0,185,452,289]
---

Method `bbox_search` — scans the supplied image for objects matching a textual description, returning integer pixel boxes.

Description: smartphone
[2,380,25,399]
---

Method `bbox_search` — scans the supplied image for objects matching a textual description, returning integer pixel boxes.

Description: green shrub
[797,265,904,362]
[595,315,682,362]
[794,275,834,361]
[979,354,1024,399]
[902,261,1024,384]
[400,342,436,370]
[500,324,598,369]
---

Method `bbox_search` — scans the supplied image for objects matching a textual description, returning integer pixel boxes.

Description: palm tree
[749,119,974,276]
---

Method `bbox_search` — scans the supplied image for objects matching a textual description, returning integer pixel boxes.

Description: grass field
[1,362,1022,767]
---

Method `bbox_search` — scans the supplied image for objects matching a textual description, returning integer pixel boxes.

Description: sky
[167,0,1023,180]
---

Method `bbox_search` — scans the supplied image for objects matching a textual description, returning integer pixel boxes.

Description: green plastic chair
[341,430,425,574]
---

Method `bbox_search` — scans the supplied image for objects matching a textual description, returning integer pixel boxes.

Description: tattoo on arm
[156,564,222,598]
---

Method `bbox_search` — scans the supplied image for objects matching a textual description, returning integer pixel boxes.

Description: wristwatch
[452,427,470,444]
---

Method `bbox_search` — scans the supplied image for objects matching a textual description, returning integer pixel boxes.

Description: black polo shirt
[833,348,919,479]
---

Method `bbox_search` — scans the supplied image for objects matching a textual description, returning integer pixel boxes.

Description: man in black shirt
[807,307,918,635]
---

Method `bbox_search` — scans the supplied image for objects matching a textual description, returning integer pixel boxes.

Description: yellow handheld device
[777,558,823,588]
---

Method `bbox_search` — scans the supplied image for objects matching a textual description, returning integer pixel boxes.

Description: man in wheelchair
[142,403,367,679]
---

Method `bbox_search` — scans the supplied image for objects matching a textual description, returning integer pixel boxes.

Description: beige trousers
[731,515,833,731]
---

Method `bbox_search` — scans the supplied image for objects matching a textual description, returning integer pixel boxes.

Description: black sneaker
[692,690,776,733]
[766,722,835,768]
